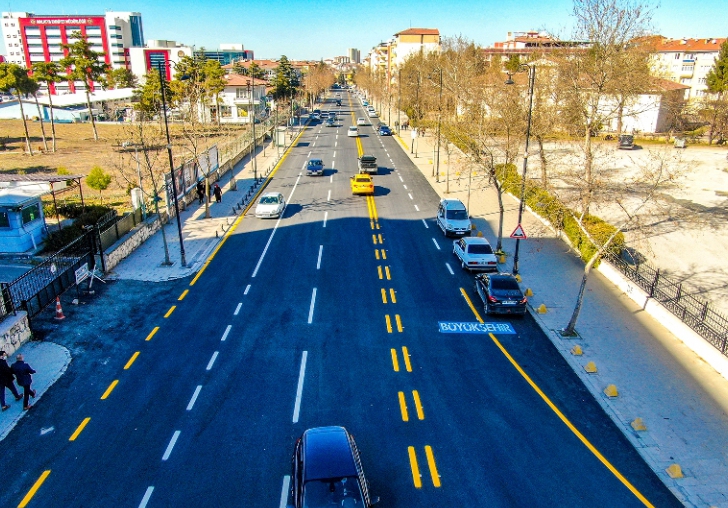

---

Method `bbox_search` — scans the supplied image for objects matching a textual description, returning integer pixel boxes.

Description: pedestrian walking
[1,350,22,411]
[213,183,222,203]
[196,181,205,205]
[10,354,36,410]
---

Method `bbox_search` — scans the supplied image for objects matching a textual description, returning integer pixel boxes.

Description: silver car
[255,192,286,218]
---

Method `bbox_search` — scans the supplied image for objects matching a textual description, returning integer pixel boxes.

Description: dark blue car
[377,125,392,136]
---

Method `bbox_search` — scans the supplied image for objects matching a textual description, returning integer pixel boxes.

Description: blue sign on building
[438,321,516,334]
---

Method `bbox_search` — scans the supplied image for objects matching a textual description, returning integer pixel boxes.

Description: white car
[453,237,498,272]
[436,198,472,237]
[347,126,359,137]
[367,110,378,118]
[255,192,286,218]
[356,117,367,126]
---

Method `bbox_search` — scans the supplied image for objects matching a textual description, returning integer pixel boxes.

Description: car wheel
[484,303,491,315]
[461,260,467,270]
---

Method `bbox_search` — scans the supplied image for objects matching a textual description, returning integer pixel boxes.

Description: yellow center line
[413,390,425,420]
[100,380,118,400]
[398,391,409,421]
[395,314,403,332]
[459,287,655,507]
[378,233,383,244]
[164,306,176,318]
[145,326,159,342]
[390,289,397,304]
[69,417,91,442]
[18,470,51,508]
[370,219,375,230]
[385,315,393,333]
[372,234,378,245]
[385,266,391,280]
[375,250,380,260]
[371,196,378,222]
[407,447,422,488]
[377,266,383,279]
[424,446,441,488]
[381,289,388,304]
[123,351,140,370]
[178,289,189,301]
[402,347,412,372]
[390,348,400,372]
[381,249,387,260]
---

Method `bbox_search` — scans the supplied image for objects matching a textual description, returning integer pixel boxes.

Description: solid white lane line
[317,245,323,270]
[323,211,328,227]
[279,476,291,508]
[252,174,302,277]
[186,385,202,410]
[408,193,413,200]
[221,325,232,341]
[138,487,154,508]
[327,189,331,201]
[432,238,441,250]
[446,263,455,275]
[206,351,219,371]
[414,205,420,212]
[244,284,251,294]
[307,288,317,324]
[162,431,181,461]
[234,303,242,315]
[292,351,308,423]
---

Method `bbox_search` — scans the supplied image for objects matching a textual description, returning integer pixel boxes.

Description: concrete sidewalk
[392,124,728,507]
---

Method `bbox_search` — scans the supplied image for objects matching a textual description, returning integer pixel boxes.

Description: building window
[681,65,694,73]
[680,78,691,84]
[0,211,9,228]
[21,203,41,225]
[674,53,680,59]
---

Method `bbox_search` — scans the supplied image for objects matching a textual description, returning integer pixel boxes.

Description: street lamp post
[397,69,401,135]
[505,64,536,275]
[247,80,258,181]
[156,60,187,268]
[435,67,443,183]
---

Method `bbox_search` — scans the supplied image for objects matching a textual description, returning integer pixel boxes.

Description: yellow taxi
[350,174,374,195]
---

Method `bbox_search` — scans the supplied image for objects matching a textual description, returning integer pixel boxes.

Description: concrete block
[584,361,597,373]
[604,384,619,397]
[631,418,647,431]
[536,303,546,313]
[525,288,533,297]
[666,463,684,479]
[571,345,583,356]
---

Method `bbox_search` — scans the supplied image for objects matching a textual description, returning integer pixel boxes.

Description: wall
[0,311,32,356]
[103,215,162,271]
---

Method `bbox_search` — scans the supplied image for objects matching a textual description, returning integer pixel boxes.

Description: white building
[390,28,440,69]
[210,75,268,124]
[651,37,726,100]
[127,40,194,83]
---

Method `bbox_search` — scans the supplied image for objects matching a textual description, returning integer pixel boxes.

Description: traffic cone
[54,296,65,320]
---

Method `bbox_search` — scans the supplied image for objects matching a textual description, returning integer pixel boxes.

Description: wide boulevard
[0,91,681,507]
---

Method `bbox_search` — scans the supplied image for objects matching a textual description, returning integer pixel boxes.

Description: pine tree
[86,165,112,203]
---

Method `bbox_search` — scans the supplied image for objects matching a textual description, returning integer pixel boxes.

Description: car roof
[308,159,323,164]
[303,426,358,481]
[461,236,491,245]
[261,191,281,198]
[360,155,376,160]
[440,199,466,210]
[348,126,358,130]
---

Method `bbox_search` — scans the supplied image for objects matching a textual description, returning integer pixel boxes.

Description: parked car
[357,155,378,174]
[436,198,472,237]
[618,134,634,150]
[368,110,378,118]
[305,159,324,176]
[357,117,367,126]
[378,125,392,136]
[350,174,374,195]
[474,273,528,316]
[453,237,498,272]
[347,126,359,137]
[255,192,286,218]
[289,426,379,508]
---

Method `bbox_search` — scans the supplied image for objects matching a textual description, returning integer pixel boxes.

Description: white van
[436,199,472,237]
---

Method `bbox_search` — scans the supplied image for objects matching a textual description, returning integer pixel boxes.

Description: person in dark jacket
[10,354,36,410]
[1,350,22,411]
[213,183,222,203]
[196,181,205,205]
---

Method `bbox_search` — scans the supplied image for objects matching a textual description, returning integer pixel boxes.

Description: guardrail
[605,251,728,356]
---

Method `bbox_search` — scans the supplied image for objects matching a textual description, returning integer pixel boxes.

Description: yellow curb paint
[402,347,412,372]
[123,351,140,370]
[398,391,409,421]
[164,306,176,318]
[413,390,425,420]
[145,327,159,342]
[100,380,118,400]
[407,447,422,488]
[18,470,51,508]
[69,417,91,442]
[390,348,400,372]
[178,289,189,301]
[425,446,441,487]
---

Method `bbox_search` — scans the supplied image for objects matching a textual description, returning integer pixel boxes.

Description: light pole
[434,67,443,183]
[397,68,401,135]
[247,80,258,181]
[156,60,187,268]
[505,63,536,275]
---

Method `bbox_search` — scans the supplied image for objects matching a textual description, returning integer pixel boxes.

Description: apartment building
[364,28,441,84]
[651,37,726,100]
[127,40,194,82]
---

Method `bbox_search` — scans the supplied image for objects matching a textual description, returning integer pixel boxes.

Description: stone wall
[0,311,32,356]
[104,216,162,272]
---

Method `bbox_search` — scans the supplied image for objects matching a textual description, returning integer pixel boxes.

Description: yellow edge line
[69,417,91,441]
[425,446,441,488]
[123,351,140,370]
[390,348,400,372]
[413,390,425,420]
[100,379,118,400]
[395,134,409,150]
[189,121,310,286]
[381,249,387,260]
[164,305,176,318]
[178,289,189,301]
[402,346,412,372]
[18,470,51,508]
[375,249,380,260]
[408,446,422,488]
[145,326,159,342]
[398,391,409,421]
[459,287,654,507]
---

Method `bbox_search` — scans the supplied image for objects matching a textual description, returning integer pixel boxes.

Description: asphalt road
[0,91,682,507]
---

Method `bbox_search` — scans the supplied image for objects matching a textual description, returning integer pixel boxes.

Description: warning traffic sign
[510,224,527,239]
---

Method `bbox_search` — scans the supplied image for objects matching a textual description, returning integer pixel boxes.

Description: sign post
[510,224,527,240]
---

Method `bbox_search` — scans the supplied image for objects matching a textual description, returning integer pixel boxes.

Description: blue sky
[2,0,725,60]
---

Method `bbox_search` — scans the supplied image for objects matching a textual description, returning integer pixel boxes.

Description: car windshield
[355,176,370,183]
[308,160,322,167]
[446,209,468,220]
[468,244,493,255]
[303,478,364,508]
[260,196,279,205]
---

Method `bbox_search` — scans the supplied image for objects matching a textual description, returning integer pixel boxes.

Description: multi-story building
[1,10,144,93]
[364,28,441,85]
[482,31,590,65]
[127,40,194,82]
[651,37,726,100]
[348,48,360,64]
[195,44,254,66]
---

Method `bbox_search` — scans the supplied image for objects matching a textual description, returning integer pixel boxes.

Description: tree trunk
[583,116,594,215]
[495,183,505,252]
[17,98,33,156]
[85,87,99,141]
[34,94,48,152]
[216,93,221,129]
[616,100,624,134]
[48,91,57,152]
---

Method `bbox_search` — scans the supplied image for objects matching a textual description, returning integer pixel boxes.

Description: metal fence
[605,252,728,356]
[99,208,144,251]
[0,283,15,319]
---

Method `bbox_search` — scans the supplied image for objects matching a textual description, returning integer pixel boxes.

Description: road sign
[438,321,516,334]
[510,224,527,239]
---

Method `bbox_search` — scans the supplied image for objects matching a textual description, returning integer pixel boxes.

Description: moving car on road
[357,155,378,174]
[289,426,379,508]
[325,117,336,127]
[254,192,286,218]
[453,236,498,271]
[474,273,528,316]
[350,174,374,195]
[436,198,472,237]
[305,159,324,176]
[357,117,367,126]
[377,125,392,136]
[347,126,359,137]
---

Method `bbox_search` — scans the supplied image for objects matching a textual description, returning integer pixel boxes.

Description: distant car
[336,99,342,106]
[255,192,286,218]
[436,198,472,237]
[453,237,498,272]
[325,117,336,127]
[357,117,367,126]
[362,100,369,107]
[351,174,374,195]
[474,273,528,316]
[357,154,378,174]
[290,426,379,508]
[348,126,359,137]
[618,134,635,150]
[367,110,378,118]
[305,159,324,176]
[378,125,392,136]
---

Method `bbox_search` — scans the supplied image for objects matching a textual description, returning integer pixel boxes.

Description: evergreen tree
[702,39,728,143]
[0,63,36,155]
[106,68,138,89]
[271,56,299,100]
[86,165,112,203]
[248,61,265,80]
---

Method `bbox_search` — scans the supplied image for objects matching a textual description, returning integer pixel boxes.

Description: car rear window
[446,209,468,220]
[360,156,376,162]
[491,278,520,290]
[468,244,493,254]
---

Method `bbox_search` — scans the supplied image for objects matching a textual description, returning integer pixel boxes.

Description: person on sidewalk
[196,181,205,205]
[10,354,36,410]
[213,183,222,203]
[1,350,22,411]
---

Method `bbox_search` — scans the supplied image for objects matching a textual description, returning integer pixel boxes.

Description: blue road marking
[438,321,516,334]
